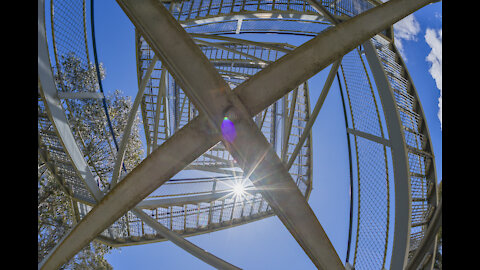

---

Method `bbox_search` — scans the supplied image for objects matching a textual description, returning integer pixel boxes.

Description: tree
[38,52,144,268]
[54,52,143,189]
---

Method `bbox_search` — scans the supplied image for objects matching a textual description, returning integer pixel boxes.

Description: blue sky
[90,1,442,269]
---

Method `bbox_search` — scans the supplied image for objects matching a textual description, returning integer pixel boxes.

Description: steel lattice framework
[38,0,441,269]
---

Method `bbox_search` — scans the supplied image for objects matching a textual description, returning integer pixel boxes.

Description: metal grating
[339,48,390,270]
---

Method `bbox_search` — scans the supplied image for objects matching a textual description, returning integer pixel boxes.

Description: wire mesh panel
[41,0,105,207]
[48,0,116,185]
[339,48,390,269]
[50,0,90,74]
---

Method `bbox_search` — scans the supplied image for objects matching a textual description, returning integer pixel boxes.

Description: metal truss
[38,0,440,269]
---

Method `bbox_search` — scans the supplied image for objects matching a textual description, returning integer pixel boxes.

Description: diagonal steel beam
[117,0,437,268]
[39,0,436,268]
[130,208,242,270]
[111,55,159,188]
[286,59,341,170]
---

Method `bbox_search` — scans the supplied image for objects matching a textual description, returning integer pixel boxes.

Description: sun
[232,183,245,197]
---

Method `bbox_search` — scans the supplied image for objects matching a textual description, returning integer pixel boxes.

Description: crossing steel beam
[119,2,342,268]
[38,0,437,268]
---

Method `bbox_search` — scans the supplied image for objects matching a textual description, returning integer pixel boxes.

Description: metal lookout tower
[38,0,441,269]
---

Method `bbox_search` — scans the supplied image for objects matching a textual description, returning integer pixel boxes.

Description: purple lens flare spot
[221,116,237,143]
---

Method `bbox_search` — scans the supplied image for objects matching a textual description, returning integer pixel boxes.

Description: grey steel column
[363,40,412,270]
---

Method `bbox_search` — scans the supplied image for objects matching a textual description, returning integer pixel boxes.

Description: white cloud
[393,14,421,61]
[425,28,442,129]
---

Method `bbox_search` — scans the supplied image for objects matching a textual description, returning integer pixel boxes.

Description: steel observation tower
[38,0,441,269]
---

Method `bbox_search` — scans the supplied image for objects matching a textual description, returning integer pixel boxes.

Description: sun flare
[232,183,245,196]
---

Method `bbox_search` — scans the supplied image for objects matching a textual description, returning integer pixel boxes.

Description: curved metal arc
[91,0,124,157]
[179,11,325,26]
[363,40,412,270]
[384,38,439,269]
[336,71,355,263]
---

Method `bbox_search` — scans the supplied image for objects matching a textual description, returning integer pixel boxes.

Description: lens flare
[221,116,236,143]
[232,183,245,196]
